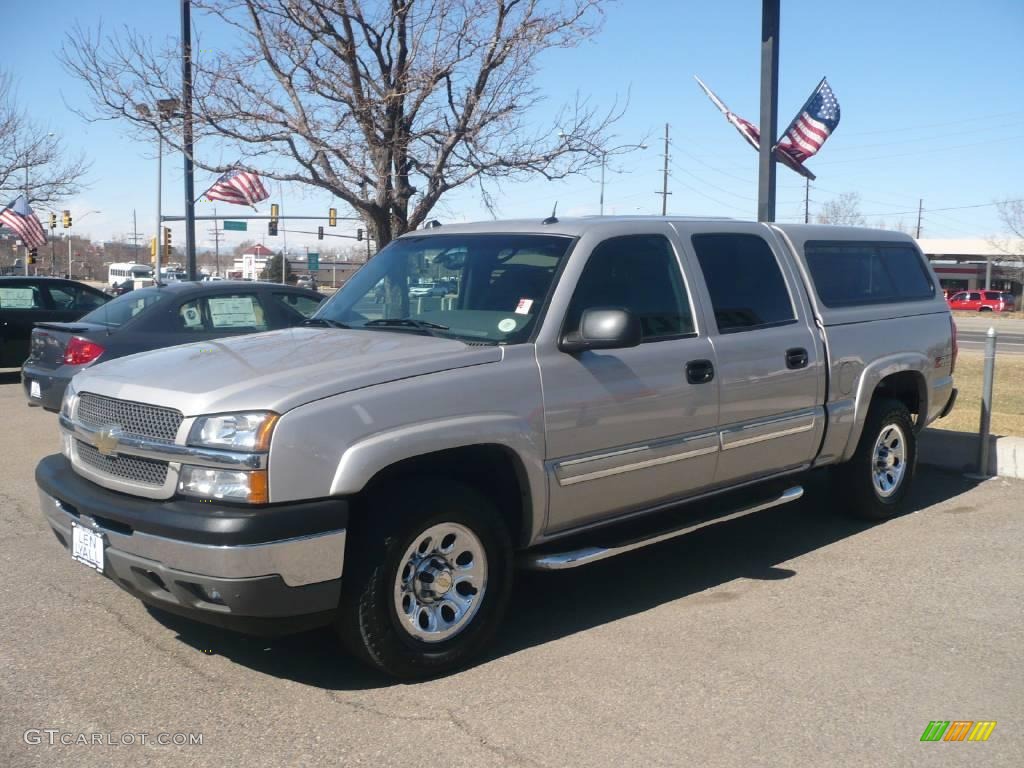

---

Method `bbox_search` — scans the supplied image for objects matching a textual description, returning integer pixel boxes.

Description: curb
[919,428,1024,480]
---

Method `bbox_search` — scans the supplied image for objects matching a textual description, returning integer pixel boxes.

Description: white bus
[108,263,155,289]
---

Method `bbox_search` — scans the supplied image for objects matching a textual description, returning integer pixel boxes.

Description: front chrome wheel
[393,522,488,643]
[872,423,907,498]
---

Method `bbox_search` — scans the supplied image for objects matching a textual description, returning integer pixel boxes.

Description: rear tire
[835,398,917,521]
[336,481,513,680]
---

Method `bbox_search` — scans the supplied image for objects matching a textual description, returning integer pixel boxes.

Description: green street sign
[307,253,320,270]
[223,221,247,231]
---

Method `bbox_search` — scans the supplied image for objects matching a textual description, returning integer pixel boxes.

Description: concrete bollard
[976,327,997,476]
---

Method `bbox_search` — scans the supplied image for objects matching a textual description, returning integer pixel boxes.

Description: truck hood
[69,328,503,416]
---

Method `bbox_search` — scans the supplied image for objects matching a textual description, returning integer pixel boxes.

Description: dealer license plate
[71,522,104,573]
[29,380,41,399]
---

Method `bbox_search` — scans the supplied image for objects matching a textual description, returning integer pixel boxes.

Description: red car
[947,290,1016,312]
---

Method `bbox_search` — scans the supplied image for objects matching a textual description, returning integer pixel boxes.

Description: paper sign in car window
[208,296,263,329]
[515,298,533,315]
[0,288,39,309]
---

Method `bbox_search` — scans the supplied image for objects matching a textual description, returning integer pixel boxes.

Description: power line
[839,111,1024,137]
[860,198,1023,218]
[815,134,1024,165]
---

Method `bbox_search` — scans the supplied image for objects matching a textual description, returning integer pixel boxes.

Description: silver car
[37,217,956,679]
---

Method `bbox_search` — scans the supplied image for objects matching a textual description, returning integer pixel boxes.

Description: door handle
[686,359,714,384]
[786,347,809,369]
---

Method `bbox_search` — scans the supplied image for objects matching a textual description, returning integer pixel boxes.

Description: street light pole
[155,131,163,282]
[599,152,606,216]
[181,0,198,280]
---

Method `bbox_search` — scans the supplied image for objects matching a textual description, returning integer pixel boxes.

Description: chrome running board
[520,486,804,571]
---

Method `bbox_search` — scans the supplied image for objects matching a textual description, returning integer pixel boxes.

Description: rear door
[0,281,49,366]
[42,282,108,323]
[678,223,825,486]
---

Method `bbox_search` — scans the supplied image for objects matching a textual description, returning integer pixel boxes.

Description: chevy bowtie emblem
[95,427,123,457]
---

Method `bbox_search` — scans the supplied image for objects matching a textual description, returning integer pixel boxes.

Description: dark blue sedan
[22,281,324,410]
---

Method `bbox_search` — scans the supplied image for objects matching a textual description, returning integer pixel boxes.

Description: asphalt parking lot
[1,369,1021,768]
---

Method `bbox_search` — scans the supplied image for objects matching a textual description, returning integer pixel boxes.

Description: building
[232,243,275,280]
[917,238,1023,298]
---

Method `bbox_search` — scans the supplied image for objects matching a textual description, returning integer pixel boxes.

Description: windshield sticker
[515,298,533,315]
[498,318,517,333]
[208,297,261,328]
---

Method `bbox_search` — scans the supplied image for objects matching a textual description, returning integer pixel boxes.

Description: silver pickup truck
[36,217,957,679]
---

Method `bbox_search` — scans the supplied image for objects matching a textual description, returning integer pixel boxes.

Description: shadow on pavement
[150,466,981,689]
[0,370,22,385]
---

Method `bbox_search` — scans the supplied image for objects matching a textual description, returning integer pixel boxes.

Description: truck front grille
[77,393,183,444]
[76,440,169,487]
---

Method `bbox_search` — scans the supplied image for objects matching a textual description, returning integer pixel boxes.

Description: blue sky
[4,0,1023,252]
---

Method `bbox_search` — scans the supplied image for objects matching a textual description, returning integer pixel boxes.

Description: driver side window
[564,235,694,341]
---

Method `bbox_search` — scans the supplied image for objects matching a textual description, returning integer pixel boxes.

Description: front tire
[336,482,513,680]
[835,398,917,521]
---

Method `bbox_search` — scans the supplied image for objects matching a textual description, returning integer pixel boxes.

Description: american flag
[776,79,840,163]
[201,168,269,207]
[0,195,46,248]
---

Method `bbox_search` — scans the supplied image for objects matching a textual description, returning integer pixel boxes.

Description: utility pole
[154,128,163,283]
[758,0,780,223]
[804,178,810,224]
[207,206,223,277]
[656,123,671,216]
[131,209,140,261]
[279,185,287,284]
[915,199,923,238]
[181,0,198,280]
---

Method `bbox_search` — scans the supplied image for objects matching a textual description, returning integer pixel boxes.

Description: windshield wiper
[302,317,350,329]
[363,318,450,331]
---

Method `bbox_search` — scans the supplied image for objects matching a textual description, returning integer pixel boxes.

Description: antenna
[543,202,559,225]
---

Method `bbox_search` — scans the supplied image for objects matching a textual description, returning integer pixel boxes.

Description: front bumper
[36,454,348,635]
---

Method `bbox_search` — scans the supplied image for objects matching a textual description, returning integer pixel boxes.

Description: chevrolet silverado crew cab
[36,218,957,679]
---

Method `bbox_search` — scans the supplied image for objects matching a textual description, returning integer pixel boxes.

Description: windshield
[131,266,154,278]
[79,287,167,327]
[314,233,574,343]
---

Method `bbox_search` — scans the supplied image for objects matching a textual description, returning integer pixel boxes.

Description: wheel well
[874,371,926,421]
[362,445,531,546]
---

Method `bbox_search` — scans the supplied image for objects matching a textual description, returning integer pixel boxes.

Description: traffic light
[317,226,324,240]
[62,210,72,228]
[28,248,37,265]
[268,220,278,236]
[328,207,337,227]
[270,203,279,223]
[150,237,157,260]
[163,227,172,258]
[49,213,57,229]
[356,228,363,241]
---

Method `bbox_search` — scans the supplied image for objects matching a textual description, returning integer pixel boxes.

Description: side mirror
[559,308,642,354]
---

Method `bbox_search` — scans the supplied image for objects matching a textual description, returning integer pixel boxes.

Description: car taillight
[949,316,958,375]
[63,337,105,366]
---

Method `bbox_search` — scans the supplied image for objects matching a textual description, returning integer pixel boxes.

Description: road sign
[307,252,319,270]
[223,221,247,231]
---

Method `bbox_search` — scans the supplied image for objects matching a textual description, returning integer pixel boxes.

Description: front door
[537,228,720,533]
[679,223,825,485]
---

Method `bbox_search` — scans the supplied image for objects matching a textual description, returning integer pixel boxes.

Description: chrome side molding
[520,486,804,571]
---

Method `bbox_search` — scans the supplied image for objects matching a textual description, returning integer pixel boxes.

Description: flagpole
[758,0,780,223]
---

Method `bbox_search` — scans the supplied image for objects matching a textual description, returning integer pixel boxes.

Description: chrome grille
[77,393,183,443]
[76,441,169,487]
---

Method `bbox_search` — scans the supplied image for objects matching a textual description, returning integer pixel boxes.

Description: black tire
[980,307,993,312]
[336,481,513,680]
[835,398,917,521]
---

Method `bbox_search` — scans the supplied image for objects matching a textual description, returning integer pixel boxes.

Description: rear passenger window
[0,286,42,309]
[565,235,693,341]
[804,242,935,307]
[691,234,795,332]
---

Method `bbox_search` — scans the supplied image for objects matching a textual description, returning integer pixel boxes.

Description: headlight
[187,411,279,451]
[178,466,269,504]
[60,381,78,420]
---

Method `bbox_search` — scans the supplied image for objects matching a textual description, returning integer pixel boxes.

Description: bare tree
[816,191,866,227]
[62,0,628,248]
[988,198,1024,287]
[0,71,91,207]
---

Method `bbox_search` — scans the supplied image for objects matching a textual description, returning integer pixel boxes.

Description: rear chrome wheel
[393,523,488,643]
[835,397,917,521]
[871,424,907,498]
